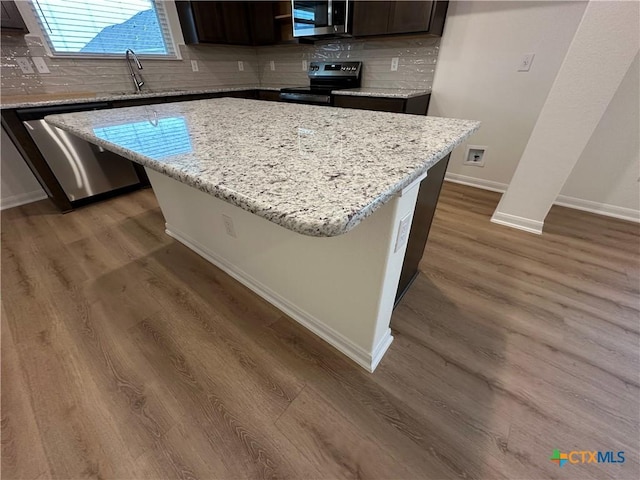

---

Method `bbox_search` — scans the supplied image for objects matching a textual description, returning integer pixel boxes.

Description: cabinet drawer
[334,95,405,113]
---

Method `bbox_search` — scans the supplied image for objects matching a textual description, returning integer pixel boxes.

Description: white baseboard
[490,211,544,235]
[165,224,392,373]
[0,190,47,211]
[555,195,640,223]
[444,172,508,193]
[445,173,640,225]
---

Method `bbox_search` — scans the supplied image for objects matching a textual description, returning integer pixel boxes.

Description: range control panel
[308,61,362,77]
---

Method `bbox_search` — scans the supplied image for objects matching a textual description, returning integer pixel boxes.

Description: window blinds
[30,0,175,56]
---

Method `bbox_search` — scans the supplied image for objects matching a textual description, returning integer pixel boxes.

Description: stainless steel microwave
[292,1,350,38]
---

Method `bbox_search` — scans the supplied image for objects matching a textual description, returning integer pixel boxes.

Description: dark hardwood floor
[2,182,639,479]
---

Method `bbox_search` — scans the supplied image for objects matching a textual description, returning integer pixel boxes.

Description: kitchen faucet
[125,49,144,93]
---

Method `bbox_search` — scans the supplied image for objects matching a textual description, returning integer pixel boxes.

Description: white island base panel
[146,168,423,372]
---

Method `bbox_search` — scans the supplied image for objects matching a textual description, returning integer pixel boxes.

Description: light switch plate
[191,60,199,72]
[16,57,34,74]
[238,60,244,71]
[32,57,50,74]
[269,60,275,71]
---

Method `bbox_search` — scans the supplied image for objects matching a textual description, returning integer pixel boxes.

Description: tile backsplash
[0,34,260,96]
[257,35,440,90]
[1,33,439,96]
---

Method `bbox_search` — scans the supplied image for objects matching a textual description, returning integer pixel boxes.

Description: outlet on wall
[269,60,275,71]
[518,53,535,72]
[464,145,487,167]
[222,214,236,238]
[191,60,199,72]
[32,57,50,74]
[238,60,244,71]
[391,57,399,71]
[302,59,308,71]
[15,57,34,74]
[394,213,412,253]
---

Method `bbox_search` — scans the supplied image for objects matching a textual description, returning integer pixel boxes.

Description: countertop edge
[331,89,431,99]
[3,86,432,109]
[0,85,262,110]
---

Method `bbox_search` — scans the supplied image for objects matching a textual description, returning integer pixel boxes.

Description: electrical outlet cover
[269,60,275,71]
[463,145,487,167]
[16,57,34,74]
[191,60,199,72]
[238,60,244,71]
[394,213,412,252]
[222,214,236,238]
[518,53,535,72]
[391,57,399,71]
[32,57,50,74]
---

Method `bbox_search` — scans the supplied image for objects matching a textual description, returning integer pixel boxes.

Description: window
[30,0,175,57]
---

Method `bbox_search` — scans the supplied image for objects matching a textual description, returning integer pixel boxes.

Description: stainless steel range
[280,61,362,105]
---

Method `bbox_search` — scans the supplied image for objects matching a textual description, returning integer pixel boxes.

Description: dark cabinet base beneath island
[395,153,450,305]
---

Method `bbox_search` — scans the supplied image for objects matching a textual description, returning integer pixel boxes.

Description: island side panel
[145,168,420,372]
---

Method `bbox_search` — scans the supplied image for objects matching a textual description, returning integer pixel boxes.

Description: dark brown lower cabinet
[257,90,283,102]
[333,93,431,115]
[395,153,450,305]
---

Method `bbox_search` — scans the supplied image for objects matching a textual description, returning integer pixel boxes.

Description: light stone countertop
[0,85,265,110]
[1,85,431,109]
[45,98,479,237]
[332,88,431,99]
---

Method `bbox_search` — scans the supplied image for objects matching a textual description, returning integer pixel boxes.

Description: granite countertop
[1,85,431,109]
[45,98,479,237]
[0,85,265,110]
[332,88,431,99]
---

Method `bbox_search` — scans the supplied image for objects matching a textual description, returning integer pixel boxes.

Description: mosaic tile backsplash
[257,35,440,90]
[0,34,260,96]
[1,33,439,96]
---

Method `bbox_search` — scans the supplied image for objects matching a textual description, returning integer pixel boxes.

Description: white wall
[1,127,47,210]
[429,1,588,187]
[492,0,639,231]
[558,54,639,219]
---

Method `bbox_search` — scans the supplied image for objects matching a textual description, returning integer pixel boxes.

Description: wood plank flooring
[2,182,639,480]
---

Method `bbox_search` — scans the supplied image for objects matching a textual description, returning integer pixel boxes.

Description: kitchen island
[46,98,479,371]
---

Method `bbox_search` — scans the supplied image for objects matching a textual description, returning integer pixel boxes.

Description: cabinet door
[351,1,391,37]
[220,2,251,45]
[191,1,226,43]
[1,0,27,31]
[387,1,433,35]
[248,2,276,45]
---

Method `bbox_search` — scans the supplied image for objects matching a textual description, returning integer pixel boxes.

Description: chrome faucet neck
[125,49,144,93]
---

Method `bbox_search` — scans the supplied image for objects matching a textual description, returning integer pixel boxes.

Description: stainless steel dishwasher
[18,103,142,202]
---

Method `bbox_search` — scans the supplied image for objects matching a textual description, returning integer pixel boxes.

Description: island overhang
[45,97,479,237]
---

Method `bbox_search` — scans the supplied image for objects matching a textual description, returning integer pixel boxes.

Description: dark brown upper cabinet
[352,1,448,37]
[1,1,28,32]
[176,1,276,46]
